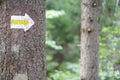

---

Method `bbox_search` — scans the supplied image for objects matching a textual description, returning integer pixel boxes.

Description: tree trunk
[80,0,99,80]
[0,0,46,80]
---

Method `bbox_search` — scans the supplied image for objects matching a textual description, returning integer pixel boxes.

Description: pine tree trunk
[80,0,99,80]
[0,0,46,80]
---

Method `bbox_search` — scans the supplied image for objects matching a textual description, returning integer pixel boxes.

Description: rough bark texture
[80,0,99,80]
[0,0,46,80]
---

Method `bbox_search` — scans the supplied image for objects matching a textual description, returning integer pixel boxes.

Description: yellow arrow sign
[11,19,29,26]
[11,13,34,32]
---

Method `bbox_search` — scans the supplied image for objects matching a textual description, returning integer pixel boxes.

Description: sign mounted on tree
[0,0,46,79]
[10,13,34,32]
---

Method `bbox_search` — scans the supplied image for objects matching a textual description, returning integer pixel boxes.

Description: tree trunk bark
[80,0,99,80]
[0,0,46,80]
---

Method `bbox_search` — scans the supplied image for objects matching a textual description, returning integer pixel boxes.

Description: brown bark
[80,0,100,80]
[0,0,46,80]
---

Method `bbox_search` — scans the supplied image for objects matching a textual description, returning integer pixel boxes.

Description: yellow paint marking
[11,19,29,26]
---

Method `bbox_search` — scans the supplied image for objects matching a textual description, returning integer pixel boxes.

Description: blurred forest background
[46,0,120,80]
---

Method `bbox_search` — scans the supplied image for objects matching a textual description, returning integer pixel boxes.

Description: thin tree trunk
[0,0,46,80]
[80,0,99,80]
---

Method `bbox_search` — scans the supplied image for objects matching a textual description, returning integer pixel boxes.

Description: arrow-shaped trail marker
[11,13,34,32]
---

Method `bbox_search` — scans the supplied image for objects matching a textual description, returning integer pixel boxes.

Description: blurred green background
[46,0,120,80]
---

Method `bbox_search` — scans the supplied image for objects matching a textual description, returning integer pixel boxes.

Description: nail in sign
[10,13,34,32]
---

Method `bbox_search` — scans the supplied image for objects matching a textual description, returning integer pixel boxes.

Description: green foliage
[99,0,120,79]
[46,0,80,80]
[100,0,116,26]
[99,25,120,80]
[46,0,80,45]
[47,62,80,80]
